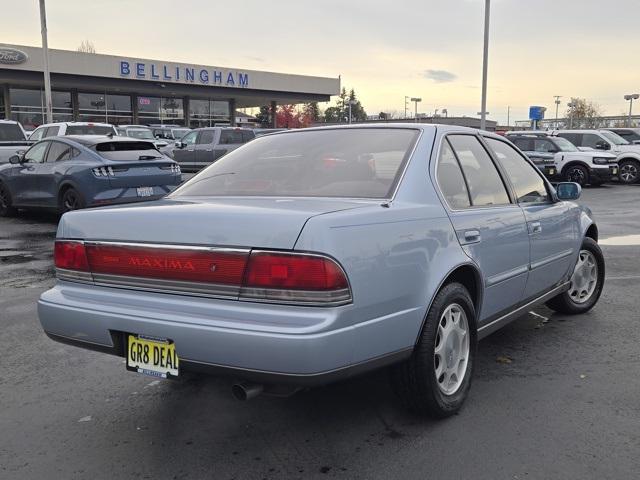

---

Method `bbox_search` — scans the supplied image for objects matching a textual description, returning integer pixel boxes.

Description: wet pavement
[1,185,639,479]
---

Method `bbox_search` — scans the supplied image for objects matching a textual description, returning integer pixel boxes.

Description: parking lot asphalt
[1,185,639,480]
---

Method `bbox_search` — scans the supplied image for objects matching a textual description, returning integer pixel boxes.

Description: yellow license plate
[127,334,179,378]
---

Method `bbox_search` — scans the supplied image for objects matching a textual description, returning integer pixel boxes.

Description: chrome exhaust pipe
[231,382,264,401]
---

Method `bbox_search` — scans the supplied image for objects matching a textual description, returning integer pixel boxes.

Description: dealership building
[0,44,340,129]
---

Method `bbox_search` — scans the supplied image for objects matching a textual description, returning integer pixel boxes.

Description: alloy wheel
[434,303,470,395]
[568,249,598,304]
[619,163,638,183]
[63,191,80,211]
[567,167,586,185]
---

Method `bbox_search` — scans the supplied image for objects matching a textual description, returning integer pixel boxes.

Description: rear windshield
[172,128,419,199]
[127,129,155,140]
[66,125,115,135]
[0,123,26,141]
[94,141,161,160]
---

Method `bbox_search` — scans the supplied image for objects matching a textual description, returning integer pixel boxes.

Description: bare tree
[566,98,604,128]
[76,40,96,54]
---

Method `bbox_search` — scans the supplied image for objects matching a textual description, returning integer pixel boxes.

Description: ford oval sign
[0,48,28,65]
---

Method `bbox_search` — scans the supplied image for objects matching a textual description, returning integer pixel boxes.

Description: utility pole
[404,96,410,119]
[554,95,562,129]
[567,100,575,129]
[624,94,639,127]
[411,98,422,123]
[39,0,53,124]
[479,0,491,130]
[506,106,510,127]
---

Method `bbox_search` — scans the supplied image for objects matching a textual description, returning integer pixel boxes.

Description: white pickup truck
[0,120,32,164]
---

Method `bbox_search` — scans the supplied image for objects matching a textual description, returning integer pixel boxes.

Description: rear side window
[44,126,60,137]
[172,128,419,199]
[197,130,215,144]
[485,138,549,204]
[45,141,72,162]
[447,135,510,207]
[94,141,160,161]
[437,139,470,209]
[66,125,115,135]
[219,130,243,145]
[581,133,604,149]
[557,133,581,146]
[0,123,26,141]
[511,137,532,151]
[241,131,255,143]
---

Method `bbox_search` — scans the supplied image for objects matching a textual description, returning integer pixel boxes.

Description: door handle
[461,229,481,245]
[205,149,213,152]
[187,149,195,152]
[529,221,542,234]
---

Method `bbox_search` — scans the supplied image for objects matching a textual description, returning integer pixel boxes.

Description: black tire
[390,282,477,418]
[546,237,605,314]
[0,183,17,217]
[59,187,85,214]
[618,159,640,185]
[564,164,589,186]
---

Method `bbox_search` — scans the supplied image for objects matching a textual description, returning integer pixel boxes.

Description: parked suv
[0,120,32,164]
[29,122,118,141]
[553,129,640,184]
[151,126,191,142]
[116,125,168,149]
[605,128,640,145]
[507,131,617,186]
[171,127,256,172]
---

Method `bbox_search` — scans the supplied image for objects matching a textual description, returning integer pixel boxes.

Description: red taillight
[85,244,248,285]
[54,241,89,271]
[244,252,348,290]
[53,241,351,306]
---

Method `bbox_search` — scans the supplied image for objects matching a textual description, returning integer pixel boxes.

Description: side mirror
[174,141,183,149]
[595,141,610,150]
[9,155,22,164]
[155,134,161,139]
[556,182,581,200]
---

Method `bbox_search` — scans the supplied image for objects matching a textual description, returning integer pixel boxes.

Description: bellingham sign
[119,61,249,88]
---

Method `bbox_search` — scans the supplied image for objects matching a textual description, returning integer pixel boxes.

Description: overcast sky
[4,0,640,124]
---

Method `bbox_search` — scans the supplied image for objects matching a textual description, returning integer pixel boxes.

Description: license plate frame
[126,334,179,378]
[136,186,154,197]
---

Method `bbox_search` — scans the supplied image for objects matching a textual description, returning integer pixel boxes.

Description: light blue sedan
[37,125,605,417]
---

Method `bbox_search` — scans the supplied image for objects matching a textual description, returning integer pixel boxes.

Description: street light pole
[624,94,639,127]
[404,96,410,119]
[554,95,562,129]
[410,97,422,123]
[567,100,575,129]
[39,0,53,124]
[480,0,491,131]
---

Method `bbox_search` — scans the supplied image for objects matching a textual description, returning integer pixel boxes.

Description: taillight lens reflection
[54,241,89,271]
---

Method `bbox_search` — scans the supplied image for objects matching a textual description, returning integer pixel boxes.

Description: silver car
[38,125,605,417]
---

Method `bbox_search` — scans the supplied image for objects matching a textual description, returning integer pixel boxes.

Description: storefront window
[0,92,4,119]
[78,92,132,125]
[189,99,230,128]
[9,88,72,128]
[137,96,184,126]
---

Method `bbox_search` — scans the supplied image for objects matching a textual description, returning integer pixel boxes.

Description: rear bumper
[89,183,180,206]
[38,282,416,386]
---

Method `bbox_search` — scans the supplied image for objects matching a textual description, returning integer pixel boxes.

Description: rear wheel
[547,237,605,314]
[59,188,85,214]
[390,282,476,418]
[618,159,640,184]
[0,183,17,217]
[564,165,589,186]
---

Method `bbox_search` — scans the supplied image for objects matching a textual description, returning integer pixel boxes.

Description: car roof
[60,135,154,146]
[36,121,115,128]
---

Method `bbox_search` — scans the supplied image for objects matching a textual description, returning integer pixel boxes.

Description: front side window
[485,138,549,204]
[172,128,419,199]
[181,131,198,145]
[447,135,510,207]
[582,133,606,149]
[29,127,45,141]
[197,130,215,144]
[24,141,49,163]
[45,141,72,162]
